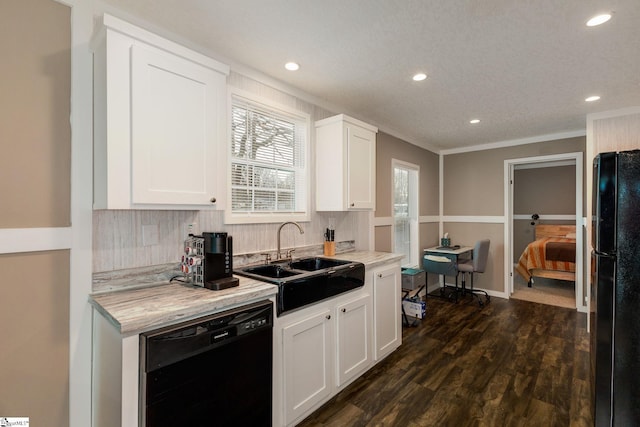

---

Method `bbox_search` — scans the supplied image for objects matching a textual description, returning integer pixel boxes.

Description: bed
[515,224,576,287]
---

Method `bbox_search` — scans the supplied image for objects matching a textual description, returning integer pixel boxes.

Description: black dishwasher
[140,300,273,427]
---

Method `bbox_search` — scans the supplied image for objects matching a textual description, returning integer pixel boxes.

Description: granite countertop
[90,278,277,337]
[328,250,403,270]
[90,250,402,337]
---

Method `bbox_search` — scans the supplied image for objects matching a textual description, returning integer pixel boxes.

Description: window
[226,91,310,224]
[392,160,419,267]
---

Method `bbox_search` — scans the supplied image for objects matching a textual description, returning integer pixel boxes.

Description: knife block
[324,241,336,256]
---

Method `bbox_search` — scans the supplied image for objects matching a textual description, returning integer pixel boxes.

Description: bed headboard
[535,224,576,239]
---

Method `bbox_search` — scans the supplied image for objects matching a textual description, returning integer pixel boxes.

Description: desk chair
[422,254,460,302]
[457,239,490,307]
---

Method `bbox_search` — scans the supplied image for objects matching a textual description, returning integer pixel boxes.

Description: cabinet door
[130,44,225,205]
[336,293,371,388]
[373,264,401,360]
[346,124,375,210]
[282,309,333,425]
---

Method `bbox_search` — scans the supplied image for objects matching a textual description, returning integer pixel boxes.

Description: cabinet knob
[350,202,355,207]
[326,314,331,320]
[210,197,217,203]
[341,308,346,313]
[378,273,383,278]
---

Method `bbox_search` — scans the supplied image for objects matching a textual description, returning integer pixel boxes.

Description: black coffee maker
[202,232,239,290]
[181,232,239,290]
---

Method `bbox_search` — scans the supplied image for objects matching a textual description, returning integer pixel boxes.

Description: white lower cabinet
[276,259,401,426]
[336,293,372,387]
[282,308,334,425]
[279,291,373,427]
[373,262,402,361]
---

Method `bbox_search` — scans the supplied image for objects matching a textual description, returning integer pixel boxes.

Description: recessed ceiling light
[469,119,480,124]
[412,73,427,81]
[586,13,612,27]
[285,62,299,71]
[585,95,601,102]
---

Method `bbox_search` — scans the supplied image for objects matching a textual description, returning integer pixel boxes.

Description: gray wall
[443,136,586,293]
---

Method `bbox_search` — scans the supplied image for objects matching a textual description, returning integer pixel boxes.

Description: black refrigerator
[591,150,640,426]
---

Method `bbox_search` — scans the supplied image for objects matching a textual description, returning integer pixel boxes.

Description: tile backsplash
[92,209,361,274]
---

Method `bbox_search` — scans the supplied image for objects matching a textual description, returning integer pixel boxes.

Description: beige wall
[0,0,71,228]
[441,222,504,291]
[0,251,70,425]
[374,131,439,262]
[0,1,71,425]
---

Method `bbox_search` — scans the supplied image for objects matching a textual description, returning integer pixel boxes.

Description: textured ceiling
[100,0,640,151]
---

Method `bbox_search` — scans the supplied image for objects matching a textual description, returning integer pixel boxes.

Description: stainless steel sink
[234,256,365,315]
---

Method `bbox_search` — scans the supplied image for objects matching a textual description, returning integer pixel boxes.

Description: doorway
[392,159,419,267]
[504,152,584,312]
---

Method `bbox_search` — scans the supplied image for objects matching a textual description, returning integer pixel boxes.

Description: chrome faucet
[277,221,304,260]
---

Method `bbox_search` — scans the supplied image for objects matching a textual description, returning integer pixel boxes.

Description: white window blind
[229,94,308,221]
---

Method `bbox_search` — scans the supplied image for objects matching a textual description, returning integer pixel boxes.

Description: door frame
[504,151,585,312]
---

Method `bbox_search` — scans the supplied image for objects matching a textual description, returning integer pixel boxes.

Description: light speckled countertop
[332,250,403,270]
[90,250,402,337]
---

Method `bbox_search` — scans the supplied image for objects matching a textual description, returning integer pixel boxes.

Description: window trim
[392,159,420,267]
[225,87,311,225]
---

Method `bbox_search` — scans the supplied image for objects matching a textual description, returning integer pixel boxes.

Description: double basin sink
[234,257,365,315]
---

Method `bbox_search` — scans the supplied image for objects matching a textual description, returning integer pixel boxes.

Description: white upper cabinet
[315,114,377,211]
[92,14,229,209]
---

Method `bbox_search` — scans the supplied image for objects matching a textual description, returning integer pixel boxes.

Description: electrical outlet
[142,224,159,246]
[184,222,198,237]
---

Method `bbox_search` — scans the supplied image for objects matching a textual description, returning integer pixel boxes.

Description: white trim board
[513,214,576,221]
[0,228,72,254]
[374,215,439,227]
[420,216,439,223]
[442,216,505,223]
[69,2,94,426]
[514,159,575,170]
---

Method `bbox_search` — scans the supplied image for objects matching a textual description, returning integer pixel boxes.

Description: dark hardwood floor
[298,294,593,427]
